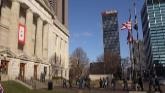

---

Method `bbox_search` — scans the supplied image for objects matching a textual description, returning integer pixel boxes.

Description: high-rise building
[141,0,165,75]
[0,0,69,81]
[102,10,120,63]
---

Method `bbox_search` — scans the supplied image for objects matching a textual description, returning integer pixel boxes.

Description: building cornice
[53,17,69,37]
[35,0,54,19]
[35,0,69,37]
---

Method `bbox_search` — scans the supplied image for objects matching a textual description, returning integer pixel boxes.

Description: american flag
[121,21,132,31]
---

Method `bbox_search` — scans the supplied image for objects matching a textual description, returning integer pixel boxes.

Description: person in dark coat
[138,75,144,91]
[63,79,67,88]
[86,77,91,89]
[154,76,162,93]
[123,78,128,91]
[111,78,116,90]
[99,78,103,88]
[69,79,73,88]
[149,75,153,92]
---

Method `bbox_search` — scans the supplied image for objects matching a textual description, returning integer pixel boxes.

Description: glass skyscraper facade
[141,0,165,69]
[102,10,120,62]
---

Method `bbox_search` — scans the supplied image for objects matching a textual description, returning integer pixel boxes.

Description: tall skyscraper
[102,10,120,63]
[141,0,165,75]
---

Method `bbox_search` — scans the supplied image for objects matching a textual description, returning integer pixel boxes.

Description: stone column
[36,17,43,59]
[66,41,69,79]
[65,41,69,68]
[56,36,59,58]
[43,23,48,61]
[9,0,20,54]
[24,9,33,57]
[64,41,66,67]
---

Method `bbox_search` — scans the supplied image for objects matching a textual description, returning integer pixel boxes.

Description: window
[0,60,8,74]
[62,0,65,24]
[44,66,47,75]
[48,0,56,15]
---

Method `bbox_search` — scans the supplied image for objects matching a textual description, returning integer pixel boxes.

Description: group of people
[149,75,162,92]
[76,76,91,89]
[123,75,143,91]
[62,78,74,88]
[99,77,110,88]
[62,76,91,89]
[61,74,163,93]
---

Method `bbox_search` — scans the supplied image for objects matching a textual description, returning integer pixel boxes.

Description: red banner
[18,24,26,45]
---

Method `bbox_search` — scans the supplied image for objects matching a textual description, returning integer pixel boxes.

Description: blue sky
[69,0,144,61]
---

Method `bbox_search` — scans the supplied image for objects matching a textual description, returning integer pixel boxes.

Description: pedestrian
[123,78,128,91]
[103,78,106,88]
[69,78,72,88]
[106,77,109,88]
[111,78,116,90]
[79,77,83,89]
[0,83,4,93]
[138,75,144,91]
[149,75,153,92]
[154,76,162,93]
[63,79,67,88]
[99,78,103,88]
[87,77,91,89]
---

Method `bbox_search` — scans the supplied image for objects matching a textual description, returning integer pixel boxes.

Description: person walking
[123,78,128,91]
[111,78,116,90]
[63,79,67,88]
[154,76,162,93]
[0,83,4,93]
[102,78,106,88]
[69,78,73,88]
[87,77,91,89]
[99,78,103,88]
[138,75,144,91]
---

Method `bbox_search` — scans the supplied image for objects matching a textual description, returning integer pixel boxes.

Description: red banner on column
[18,24,26,45]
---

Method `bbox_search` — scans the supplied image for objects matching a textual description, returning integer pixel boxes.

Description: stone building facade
[0,0,69,81]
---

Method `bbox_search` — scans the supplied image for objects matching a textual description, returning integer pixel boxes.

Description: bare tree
[96,53,104,62]
[49,52,61,78]
[69,47,89,80]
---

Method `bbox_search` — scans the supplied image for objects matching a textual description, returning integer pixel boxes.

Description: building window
[0,0,3,17]
[64,70,66,77]
[62,0,65,24]
[0,60,8,74]
[48,0,56,15]
[44,66,47,75]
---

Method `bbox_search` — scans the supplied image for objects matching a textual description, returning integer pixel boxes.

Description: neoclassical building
[0,0,69,81]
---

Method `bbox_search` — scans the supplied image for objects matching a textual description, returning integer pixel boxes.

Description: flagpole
[133,0,141,77]
[128,8,134,81]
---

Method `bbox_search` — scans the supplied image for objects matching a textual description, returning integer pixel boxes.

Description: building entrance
[19,63,25,80]
[34,65,37,80]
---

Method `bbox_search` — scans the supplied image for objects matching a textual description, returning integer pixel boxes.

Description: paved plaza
[52,81,165,93]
